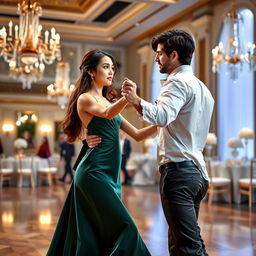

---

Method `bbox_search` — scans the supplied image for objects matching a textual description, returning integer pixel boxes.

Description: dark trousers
[62,158,74,181]
[159,161,209,256]
[121,155,131,183]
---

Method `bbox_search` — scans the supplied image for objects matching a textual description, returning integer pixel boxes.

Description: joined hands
[121,78,140,105]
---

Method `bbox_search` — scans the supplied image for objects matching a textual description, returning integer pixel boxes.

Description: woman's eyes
[103,65,115,71]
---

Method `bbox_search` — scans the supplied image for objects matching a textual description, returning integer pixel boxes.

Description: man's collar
[160,65,192,87]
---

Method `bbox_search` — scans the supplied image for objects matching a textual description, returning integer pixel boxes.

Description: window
[217,8,254,161]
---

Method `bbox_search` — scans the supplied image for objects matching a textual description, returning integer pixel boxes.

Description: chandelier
[0,0,61,89]
[47,61,74,109]
[9,59,45,89]
[212,2,255,81]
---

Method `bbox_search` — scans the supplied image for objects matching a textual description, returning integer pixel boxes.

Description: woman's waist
[78,158,121,175]
[91,140,120,151]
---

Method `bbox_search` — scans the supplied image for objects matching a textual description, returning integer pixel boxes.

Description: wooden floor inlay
[0,184,255,256]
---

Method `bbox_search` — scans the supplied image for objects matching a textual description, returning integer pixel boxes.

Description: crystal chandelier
[0,0,61,88]
[47,61,74,109]
[9,59,45,89]
[212,2,255,81]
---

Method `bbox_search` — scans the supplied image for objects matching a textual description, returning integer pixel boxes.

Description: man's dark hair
[151,29,195,65]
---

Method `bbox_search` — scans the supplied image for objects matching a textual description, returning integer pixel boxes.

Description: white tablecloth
[1,156,50,186]
[127,153,158,185]
[211,161,250,204]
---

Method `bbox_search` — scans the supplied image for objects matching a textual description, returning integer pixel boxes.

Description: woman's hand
[86,135,102,148]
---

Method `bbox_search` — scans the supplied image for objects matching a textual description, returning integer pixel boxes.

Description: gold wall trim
[0,99,56,105]
[60,32,113,42]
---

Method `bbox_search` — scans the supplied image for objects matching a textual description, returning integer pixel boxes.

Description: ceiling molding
[133,0,212,41]
[85,0,116,21]
[0,0,188,44]
[113,3,168,40]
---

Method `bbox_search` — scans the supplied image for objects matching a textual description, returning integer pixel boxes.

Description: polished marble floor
[0,184,255,256]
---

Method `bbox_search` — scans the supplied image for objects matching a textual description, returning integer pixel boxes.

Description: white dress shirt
[140,65,214,180]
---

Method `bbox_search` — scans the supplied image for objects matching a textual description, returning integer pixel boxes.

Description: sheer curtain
[217,8,254,161]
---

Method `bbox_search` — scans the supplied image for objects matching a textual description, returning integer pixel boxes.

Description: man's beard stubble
[158,58,171,74]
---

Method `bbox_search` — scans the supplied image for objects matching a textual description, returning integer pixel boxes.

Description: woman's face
[92,56,115,86]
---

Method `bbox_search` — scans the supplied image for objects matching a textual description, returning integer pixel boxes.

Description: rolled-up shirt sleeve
[140,79,187,127]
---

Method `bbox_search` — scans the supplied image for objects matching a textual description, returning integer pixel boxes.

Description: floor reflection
[0,184,255,256]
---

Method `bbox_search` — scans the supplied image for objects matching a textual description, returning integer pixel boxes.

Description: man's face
[154,43,174,74]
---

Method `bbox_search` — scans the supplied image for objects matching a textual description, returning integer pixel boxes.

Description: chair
[239,158,256,209]
[0,157,14,187]
[17,156,35,187]
[205,159,232,206]
[37,155,59,186]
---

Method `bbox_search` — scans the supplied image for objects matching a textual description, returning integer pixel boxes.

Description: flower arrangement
[227,138,243,163]
[205,133,217,158]
[206,133,217,145]
[14,138,28,149]
[227,138,243,149]
[239,128,254,160]
[239,128,254,139]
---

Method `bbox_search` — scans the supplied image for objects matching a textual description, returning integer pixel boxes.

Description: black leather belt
[159,160,195,173]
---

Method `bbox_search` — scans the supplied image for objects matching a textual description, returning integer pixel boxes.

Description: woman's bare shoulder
[78,93,94,104]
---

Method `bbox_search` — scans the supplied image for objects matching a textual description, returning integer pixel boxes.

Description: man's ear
[170,50,178,60]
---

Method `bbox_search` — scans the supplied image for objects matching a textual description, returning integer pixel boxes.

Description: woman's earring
[91,75,94,80]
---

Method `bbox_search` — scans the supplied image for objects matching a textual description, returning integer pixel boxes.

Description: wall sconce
[40,124,52,134]
[2,124,14,134]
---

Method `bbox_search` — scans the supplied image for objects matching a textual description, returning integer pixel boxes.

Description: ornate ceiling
[0,0,207,45]
[0,0,210,100]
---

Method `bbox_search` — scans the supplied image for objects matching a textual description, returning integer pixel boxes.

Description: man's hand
[121,78,140,105]
[86,135,102,148]
[121,78,143,114]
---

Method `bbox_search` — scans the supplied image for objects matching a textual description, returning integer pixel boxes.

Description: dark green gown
[47,115,151,256]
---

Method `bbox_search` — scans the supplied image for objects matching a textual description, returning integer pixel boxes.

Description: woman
[47,50,156,256]
[37,136,51,158]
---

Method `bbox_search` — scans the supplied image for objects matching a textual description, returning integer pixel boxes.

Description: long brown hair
[62,50,118,143]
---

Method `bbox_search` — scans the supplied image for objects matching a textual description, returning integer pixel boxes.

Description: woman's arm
[85,116,157,148]
[78,93,128,120]
[120,116,157,141]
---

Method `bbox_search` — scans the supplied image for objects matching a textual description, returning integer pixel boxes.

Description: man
[120,130,132,185]
[59,134,75,183]
[121,29,214,256]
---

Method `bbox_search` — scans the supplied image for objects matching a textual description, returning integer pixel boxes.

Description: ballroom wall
[125,0,256,157]
[0,0,255,158]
